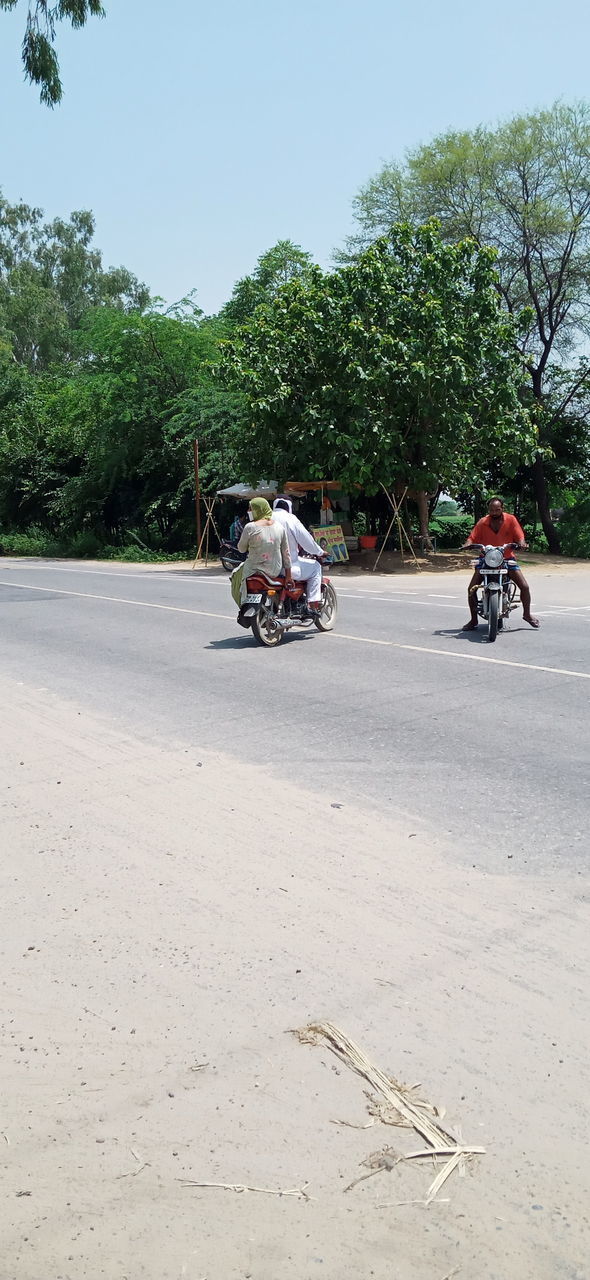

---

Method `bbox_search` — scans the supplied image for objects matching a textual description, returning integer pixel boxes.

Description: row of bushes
[430,508,590,556]
[0,528,192,562]
[2,510,589,561]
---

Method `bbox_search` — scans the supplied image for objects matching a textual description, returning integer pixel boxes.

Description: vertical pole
[193,440,201,558]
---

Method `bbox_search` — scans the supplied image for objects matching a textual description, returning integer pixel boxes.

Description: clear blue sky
[1,0,589,313]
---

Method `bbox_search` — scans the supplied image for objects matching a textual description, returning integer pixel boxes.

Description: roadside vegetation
[1,103,590,560]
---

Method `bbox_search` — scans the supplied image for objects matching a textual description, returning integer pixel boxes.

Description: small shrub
[68,530,104,559]
[98,545,191,563]
[557,501,590,558]
[0,527,64,557]
[428,512,472,548]
[528,530,549,553]
[0,526,196,562]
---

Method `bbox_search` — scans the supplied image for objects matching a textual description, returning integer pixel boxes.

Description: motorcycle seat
[252,573,285,586]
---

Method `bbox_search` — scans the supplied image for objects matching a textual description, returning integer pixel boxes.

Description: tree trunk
[416,489,434,552]
[530,368,561,555]
[532,453,560,554]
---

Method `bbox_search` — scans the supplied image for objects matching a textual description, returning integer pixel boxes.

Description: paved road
[1,557,589,872]
[2,556,590,1280]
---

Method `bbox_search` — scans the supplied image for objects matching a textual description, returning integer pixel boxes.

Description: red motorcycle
[238,556,337,647]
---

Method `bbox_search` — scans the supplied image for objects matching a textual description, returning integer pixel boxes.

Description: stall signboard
[311,524,349,563]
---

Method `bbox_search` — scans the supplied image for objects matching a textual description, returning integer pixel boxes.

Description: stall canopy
[217,480,340,500]
[216,481,277,500]
[284,481,340,494]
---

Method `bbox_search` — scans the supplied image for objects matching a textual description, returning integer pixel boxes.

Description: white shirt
[273,508,324,563]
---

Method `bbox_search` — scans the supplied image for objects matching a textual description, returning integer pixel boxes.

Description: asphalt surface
[1,556,589,875]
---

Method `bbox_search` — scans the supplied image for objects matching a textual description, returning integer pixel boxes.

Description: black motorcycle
[468,542,519,642]
[219,539,246,573]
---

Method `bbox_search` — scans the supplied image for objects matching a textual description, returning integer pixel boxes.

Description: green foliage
[0,0,105,105]
[221,240,314,327]
[41,306,219,541]
[0,526,193,560]
[0,526,64,556]
[556,500,590,558]
[0,298,242,552]
[428,511,472,548]
[347,102,590,374]
[224,222,536,496]
[528,529,549,553]
[0,191,150,369]
[166,380,247,494]
[345,102,590,551]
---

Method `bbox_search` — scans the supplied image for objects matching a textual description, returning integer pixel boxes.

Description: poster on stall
[311,524,349,563]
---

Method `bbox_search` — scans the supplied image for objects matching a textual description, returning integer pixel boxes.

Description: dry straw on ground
[294,1022,485,1203]
[182,1180,311,1200]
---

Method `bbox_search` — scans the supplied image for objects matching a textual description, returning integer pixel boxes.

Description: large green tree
[224,222,536,539]
[344,102,590,551]
[0,192,149,368]
[0,305,221,547]
[0,0,104,104]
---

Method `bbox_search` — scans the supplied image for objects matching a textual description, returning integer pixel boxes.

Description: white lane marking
[365,596,465,609]
[5,563,586,614]
[0,562,230,586]
[0,566,462,609]
[0,579,233,622]
[2,577,590,682]
[333,633,590,680]
[429,593,458,599]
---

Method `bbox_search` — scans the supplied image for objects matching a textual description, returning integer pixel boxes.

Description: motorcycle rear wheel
[251,603,283,647]
[487,592,499,642]
[314,583,338,632]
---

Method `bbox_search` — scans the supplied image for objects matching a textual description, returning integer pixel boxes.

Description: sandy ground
[8,550,590,579]
[1,678,589,1280]
[153,551,590,577]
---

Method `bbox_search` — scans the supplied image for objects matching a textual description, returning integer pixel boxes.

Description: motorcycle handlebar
[463,542,518,552]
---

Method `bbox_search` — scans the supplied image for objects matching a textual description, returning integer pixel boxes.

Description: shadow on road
[206,631,315,651]
[433,627,489,644]
[433,625,534,644]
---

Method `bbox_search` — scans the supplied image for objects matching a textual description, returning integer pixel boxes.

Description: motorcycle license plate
[245,593,262,604]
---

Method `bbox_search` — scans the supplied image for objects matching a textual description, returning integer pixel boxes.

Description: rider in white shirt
[272,497,324,609]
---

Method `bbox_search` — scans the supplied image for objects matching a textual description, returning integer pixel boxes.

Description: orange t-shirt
[468,513,525,553]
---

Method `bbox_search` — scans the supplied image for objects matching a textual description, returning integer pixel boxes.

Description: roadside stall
[216,480,355,562]
[281,481,354,562]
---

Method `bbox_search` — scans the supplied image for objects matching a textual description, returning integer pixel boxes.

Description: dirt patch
[4,550,590,579]
[329,549,590,576]
[2,677,589,1280]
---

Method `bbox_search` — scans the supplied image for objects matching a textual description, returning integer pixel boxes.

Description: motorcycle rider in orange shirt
[462,498,540,631]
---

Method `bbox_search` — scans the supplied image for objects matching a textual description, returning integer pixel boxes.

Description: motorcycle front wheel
[487,591,499,642]
[251,602,283,647]
[314,583,338,632]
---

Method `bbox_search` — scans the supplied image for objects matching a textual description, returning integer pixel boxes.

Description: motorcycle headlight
[484,547,504,568]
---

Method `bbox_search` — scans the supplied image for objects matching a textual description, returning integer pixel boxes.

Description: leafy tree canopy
[0,306,220,545]
[221,240,314,327]
[0,190,150,368]
[224,222,536,500]
[344,102,590,550]
[0,0,105,105]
